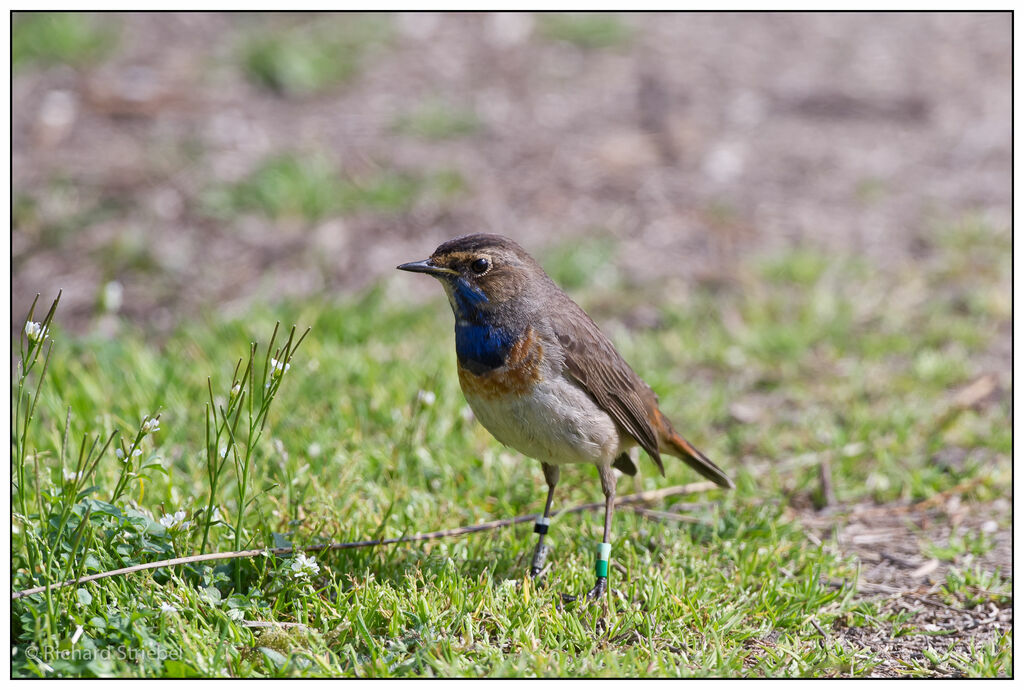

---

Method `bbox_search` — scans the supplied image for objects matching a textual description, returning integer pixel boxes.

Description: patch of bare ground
[12,12,1010,334]
[793,496,1011,677]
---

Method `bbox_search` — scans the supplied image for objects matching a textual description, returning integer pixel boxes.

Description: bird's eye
[470,258,490,274]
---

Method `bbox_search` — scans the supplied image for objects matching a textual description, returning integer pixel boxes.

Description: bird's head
[397,234,542,321]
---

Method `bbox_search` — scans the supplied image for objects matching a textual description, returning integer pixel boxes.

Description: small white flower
[24,321,48,343]
[101,280,123,313]
[159,602,177,614]
[270,358,291,378]
[290,553,320,580]
[132,448,142,458]
[159,510,190,531]
[230,383,241,399]
[116,448,125,461]
[62,469,83,482]
[417,390,437,406]
[211,507,222,522]
[141,416,160,434]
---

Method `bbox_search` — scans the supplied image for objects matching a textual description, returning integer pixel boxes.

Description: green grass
[203,154,465,222]
[10,221,1010,677]
[13,12,118,69]
[392,99,482,140]
[537,13,634,51]
[239,14,391,97]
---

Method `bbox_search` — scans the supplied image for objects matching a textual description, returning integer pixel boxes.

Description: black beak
[396,259,456,276]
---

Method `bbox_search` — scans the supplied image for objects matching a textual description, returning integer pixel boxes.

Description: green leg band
[595,542,611,578]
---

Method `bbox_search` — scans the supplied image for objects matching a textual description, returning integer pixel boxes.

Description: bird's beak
[396,259,456,276]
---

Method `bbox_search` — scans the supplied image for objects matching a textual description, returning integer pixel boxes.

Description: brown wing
[553,301,666,476]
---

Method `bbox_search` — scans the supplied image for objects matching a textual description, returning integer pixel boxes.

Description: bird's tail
[655,410,735,489]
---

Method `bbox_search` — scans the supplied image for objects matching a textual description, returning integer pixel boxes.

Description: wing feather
[553,301,665,475]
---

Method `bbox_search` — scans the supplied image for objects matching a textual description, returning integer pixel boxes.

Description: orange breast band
[458,327,544,399]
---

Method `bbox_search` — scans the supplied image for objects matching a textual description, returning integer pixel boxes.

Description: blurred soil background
[12,12,1009,332]
[11,11,1011,677]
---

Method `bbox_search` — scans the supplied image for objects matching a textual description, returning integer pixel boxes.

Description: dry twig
[12,480,720,600]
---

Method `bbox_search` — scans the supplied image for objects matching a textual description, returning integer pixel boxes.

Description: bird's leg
[530,463,559,578]
[586,463,616,601]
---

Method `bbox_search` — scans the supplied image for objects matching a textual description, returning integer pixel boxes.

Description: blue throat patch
[447,278,518,374]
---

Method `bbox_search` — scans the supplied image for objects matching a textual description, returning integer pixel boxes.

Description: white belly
[464,375,626,467]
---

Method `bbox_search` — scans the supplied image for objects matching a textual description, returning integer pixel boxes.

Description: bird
[398,234,733,600]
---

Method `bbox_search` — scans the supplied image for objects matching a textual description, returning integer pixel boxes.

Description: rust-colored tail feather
[656,411,735,489]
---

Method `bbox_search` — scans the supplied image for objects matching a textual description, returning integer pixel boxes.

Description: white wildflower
[24,321,48,343]
[62,469,83,482]
[230,383,241,399]
[132,448,142,459]
[101,280,123,313]
[290,553,320,580]
[211,507,222,522]
[270,358,290,378]
[159,602,177,614]
[141,416,161,434]
[417,390,437,406]
[159,510,190,531]
[116,448,125,461]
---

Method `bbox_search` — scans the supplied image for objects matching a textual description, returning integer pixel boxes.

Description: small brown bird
[399,234,733,600]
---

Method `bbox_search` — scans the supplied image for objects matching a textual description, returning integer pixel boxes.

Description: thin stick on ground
[12,480,720,601]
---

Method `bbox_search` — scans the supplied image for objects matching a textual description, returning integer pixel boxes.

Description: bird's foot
[529,564,551,583]
[529,542,549,579]
[559,577,607,604]
[586,576,607,601]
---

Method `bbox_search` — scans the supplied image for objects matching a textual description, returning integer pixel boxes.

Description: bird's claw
[586,576,607,601]
[559,577,607,604]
